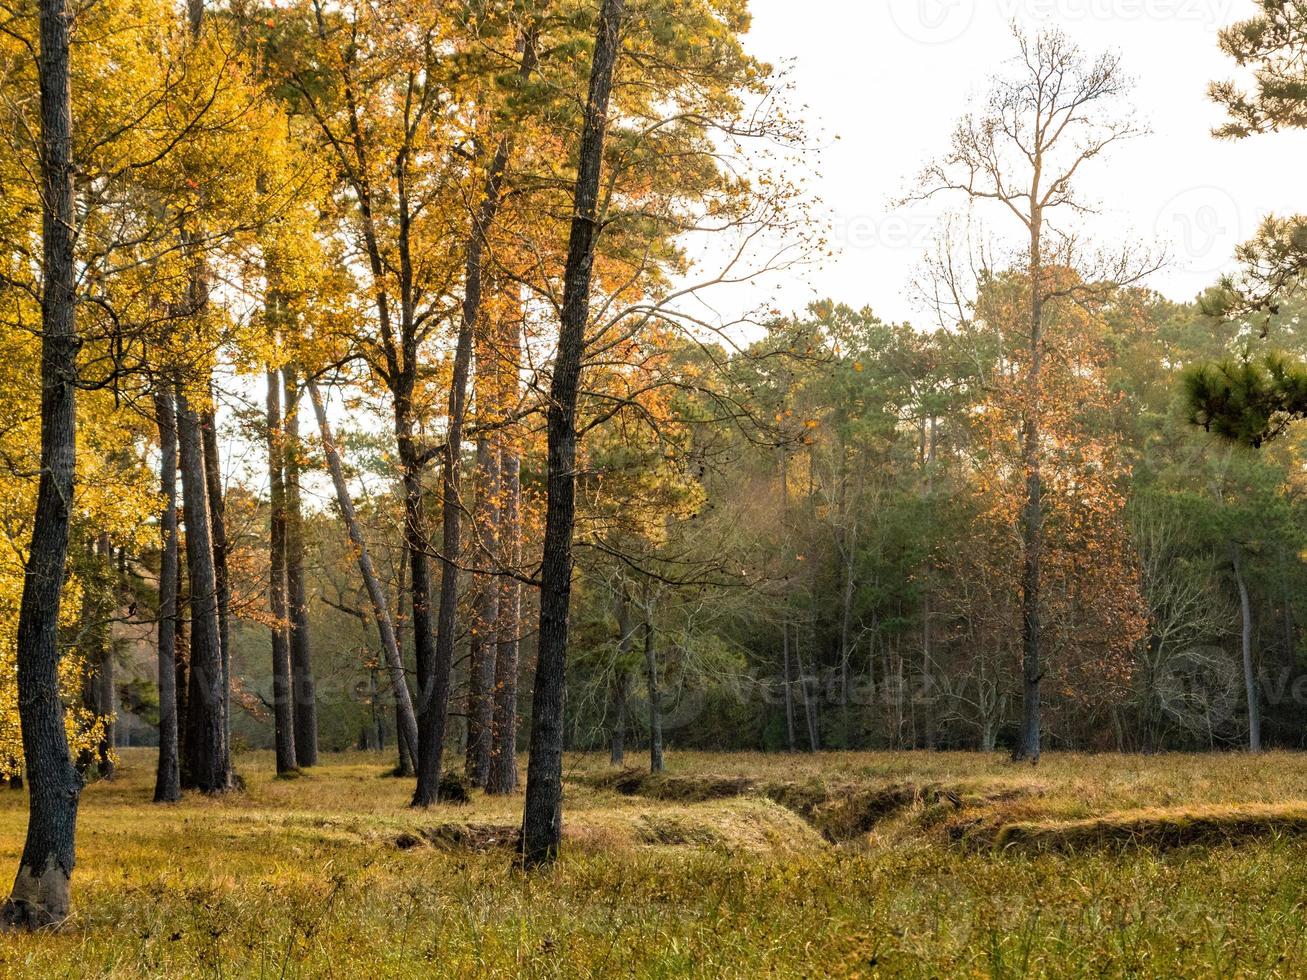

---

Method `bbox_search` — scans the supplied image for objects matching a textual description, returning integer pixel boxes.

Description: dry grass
[2,748,1307,975]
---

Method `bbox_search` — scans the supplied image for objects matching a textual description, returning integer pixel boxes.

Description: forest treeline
[2,0,1307,931]
[263,285,1307,764]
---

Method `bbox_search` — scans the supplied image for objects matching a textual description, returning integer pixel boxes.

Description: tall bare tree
[912,28,1142,761]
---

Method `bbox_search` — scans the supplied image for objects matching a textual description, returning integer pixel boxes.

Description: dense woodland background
[191,288,1307,760]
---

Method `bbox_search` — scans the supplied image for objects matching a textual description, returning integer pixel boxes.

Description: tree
[486,297,526,796]
[282,365,317,766]
[912,27,1143,761]
[1,0,82,929]
[306,375,419,774]
[265,363,298,774]
[1205,3,1307,311]
[248,0,485,806]
[177,385,231,793]
[153,391,183,802]
[520,0,626,867]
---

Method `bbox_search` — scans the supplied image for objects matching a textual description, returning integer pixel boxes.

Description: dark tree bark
[177,388,231,794]
[154,390,182,803]
[643,621,664,774]
[465,435,500,786]
[307,376,419,770]
[1,0,82,926]
[200,402,231,769]
[519,0,624,867]
[400,408,442,802]
[266,365,297,774]
[486,449,521,796]
[282,365,317,766]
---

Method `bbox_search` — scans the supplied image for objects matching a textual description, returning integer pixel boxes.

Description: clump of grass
[977,803,1307,855]
[589,768,756,801]
[635,814,723,847]
[416,822,520,852]
[437,770,471,804]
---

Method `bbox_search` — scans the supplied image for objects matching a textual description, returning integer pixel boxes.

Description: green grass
[4,748,1307,976]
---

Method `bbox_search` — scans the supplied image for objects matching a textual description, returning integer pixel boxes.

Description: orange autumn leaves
[960,270,1147,729]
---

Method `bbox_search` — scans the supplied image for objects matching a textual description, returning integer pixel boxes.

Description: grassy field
[2,749,1307,976]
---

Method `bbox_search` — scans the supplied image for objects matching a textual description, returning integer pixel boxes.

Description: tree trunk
[609,588,634,766]
[96,534,116,780]
[609,670,629,766]
[1231,541,1262,753]
[782,619,796,752]
[486,449,521,796]
[797,640,820,752]
[416,42,531,804]
[282,365,317,767]
[1014,206,1045,765]
[519,0,624,868]
[175,562,189,769]
[266,365,297,774]
[307,376,419,772]
[465,436,500,786]
[921,414,937,751]
[395,696,415,773]
[200,403,231,771]
[177,387,230,794]
[393,531,415,777]
[2,0,82,925]
[401,404,445,804]
[153,390,182,803]
[643,621,664,774]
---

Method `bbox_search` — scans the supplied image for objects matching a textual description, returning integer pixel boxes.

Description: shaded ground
[3,748,1307,975]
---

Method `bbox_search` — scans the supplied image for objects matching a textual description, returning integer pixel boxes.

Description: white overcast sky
[736,0,1307,324]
